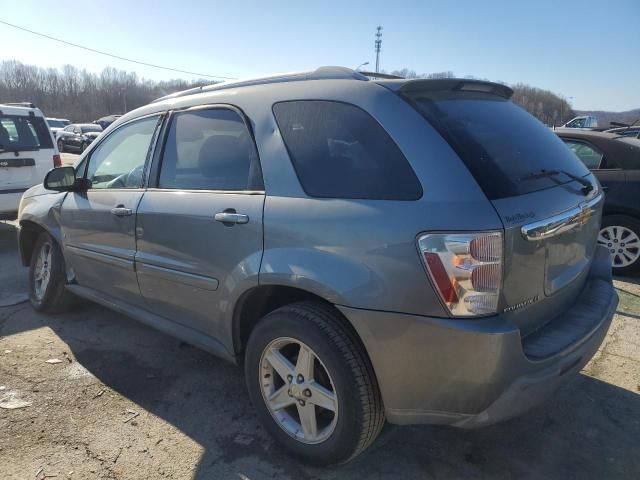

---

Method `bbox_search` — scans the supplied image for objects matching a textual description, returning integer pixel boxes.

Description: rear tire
[57,139,64,153]
[245,301,384,465]
[599,215,640,275]
[29,232,77,313]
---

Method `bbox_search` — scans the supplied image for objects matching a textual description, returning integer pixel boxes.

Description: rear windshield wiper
[521,169,594,195]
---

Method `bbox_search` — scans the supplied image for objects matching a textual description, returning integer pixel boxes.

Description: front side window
[273,101,422,200]
[85,116,159,189]
[562,140,604,169]
[158,108,261,191]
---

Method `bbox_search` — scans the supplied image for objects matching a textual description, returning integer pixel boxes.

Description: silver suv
[17,67,618,465]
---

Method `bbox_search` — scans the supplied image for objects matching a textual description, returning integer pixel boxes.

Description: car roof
[554,128,624,141]
[0,103,44,116]
[152,66,513,103]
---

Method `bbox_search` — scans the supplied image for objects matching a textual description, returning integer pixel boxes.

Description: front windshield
[81,125,103,133]
[47,119,65,128]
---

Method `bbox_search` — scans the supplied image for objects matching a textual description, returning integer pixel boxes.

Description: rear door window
[158,108,262,191]
[562,139,604,169]
[0,114,53,151]
[273,101,422,200]
[404,92,590,199]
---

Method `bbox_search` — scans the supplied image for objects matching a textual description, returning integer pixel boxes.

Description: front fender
[18,191,67,265]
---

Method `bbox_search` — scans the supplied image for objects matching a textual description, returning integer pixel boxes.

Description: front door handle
[214,212,249,224]
[111,205,133,217]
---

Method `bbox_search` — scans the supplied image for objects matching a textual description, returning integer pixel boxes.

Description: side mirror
[44,166,85,192]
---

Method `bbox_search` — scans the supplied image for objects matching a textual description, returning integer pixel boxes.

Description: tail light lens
[53,154,62,168]
[418,232,503,317]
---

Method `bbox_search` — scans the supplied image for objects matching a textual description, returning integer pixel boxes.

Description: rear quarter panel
[229,80,504,315]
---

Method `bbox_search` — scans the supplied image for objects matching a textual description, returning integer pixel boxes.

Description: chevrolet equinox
[17,67,618,465]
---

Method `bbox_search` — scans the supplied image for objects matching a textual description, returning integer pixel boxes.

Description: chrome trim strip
[521,193,603,241]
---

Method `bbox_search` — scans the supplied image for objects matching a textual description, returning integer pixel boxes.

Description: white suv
[1,103,60,220]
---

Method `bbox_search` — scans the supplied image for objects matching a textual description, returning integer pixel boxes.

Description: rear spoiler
[397,79,514,99]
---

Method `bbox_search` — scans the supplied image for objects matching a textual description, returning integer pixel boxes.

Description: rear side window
[0,114,53,151]
[562,139,603,169]
[158,108,262,191]
[405,92,590,200]
[273,101,422,200]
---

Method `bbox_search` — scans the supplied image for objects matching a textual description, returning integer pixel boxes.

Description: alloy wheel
[259,337,338,444]
[33,241,52,300]
[598,225,640,268]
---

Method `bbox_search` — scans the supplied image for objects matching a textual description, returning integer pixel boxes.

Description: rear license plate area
[0,158,35,167]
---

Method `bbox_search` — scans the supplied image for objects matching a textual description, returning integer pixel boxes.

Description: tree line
[0,60,210,122]
[0,60,575,126]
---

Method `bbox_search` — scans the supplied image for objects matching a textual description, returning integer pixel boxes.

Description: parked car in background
[1,103,60,219]
[604,123,640,139]
[93,114,121,130]
[46,117,71,139]
[562,115,599,129]
[18,68,617,465]
[556,128,640,274]
[56,123,103,153]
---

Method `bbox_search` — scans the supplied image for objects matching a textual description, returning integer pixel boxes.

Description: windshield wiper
[521,169,594,195]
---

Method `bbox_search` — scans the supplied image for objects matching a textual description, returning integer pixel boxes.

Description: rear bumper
[338,245,617,427]
[0,189,27,218]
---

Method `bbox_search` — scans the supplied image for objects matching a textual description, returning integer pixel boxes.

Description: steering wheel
[103,164,145,189]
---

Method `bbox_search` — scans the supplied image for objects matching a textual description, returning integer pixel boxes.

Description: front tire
[598,215,640,275]
[57,139,64,153]
[245,302,384,465]
[29,232,77,313]
[80,142,87,153]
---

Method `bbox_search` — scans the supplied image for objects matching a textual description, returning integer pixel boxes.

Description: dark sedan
[556,128,640,274]
[56,123,103,153]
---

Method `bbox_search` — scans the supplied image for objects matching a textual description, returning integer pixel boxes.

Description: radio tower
[375,26,383,73]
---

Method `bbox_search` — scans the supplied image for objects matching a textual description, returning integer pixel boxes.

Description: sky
[1,0,638,111]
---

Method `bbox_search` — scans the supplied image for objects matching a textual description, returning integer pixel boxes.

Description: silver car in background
[17,67,618,465]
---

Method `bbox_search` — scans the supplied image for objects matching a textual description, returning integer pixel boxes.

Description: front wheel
[245,302,384,465]
[598,215,640,275]
[29,232,77,313]
[80,142,87,153]
[57,139,64,153]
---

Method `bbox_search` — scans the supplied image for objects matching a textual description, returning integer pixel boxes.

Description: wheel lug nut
[287,375,293,383]
[298,399,305,406]
[303,389,311,397]
[297,374,304,383]
[287,389,292,396]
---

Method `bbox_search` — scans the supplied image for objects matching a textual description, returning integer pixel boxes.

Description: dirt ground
[1,220,639,480]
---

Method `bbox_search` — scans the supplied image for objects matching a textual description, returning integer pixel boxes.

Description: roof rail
[152,66,369,103]
[359,71,405,80]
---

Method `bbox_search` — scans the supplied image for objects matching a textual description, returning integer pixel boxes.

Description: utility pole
[375,26,383,73]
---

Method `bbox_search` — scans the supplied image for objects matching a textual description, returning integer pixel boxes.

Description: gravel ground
[1,220,639,479]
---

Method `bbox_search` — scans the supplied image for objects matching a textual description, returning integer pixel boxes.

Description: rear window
[0,114,53,151]
[405,92,590,199]
[273,101,422,200]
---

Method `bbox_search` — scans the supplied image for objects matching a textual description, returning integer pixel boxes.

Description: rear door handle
[110,205,133,217]
[214,212,249,224]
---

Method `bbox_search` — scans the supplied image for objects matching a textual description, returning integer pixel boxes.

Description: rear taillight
[53,154,62,168]
[418,232,503,317]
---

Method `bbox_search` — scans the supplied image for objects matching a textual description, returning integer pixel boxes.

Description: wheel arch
[231,284,373,369]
